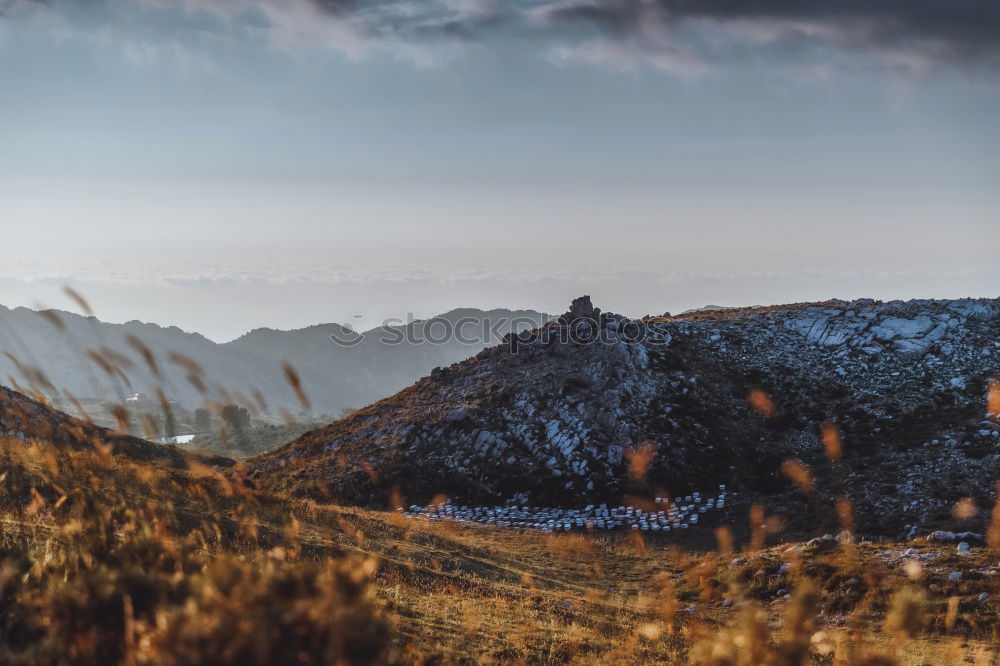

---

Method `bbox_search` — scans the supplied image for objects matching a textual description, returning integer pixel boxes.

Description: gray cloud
[534,0,1000,66]
[3,0,998,72]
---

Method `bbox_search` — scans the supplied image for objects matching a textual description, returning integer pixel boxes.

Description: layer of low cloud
[4,0,999,74]
[2,262,995,342]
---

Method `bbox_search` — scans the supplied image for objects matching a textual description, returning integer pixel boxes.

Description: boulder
[872,316,935,342]
[894,337,934,358]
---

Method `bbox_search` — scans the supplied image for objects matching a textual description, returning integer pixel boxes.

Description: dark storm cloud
[3,0,998,70]
[534,0,1000,63]
[309,0,355,12]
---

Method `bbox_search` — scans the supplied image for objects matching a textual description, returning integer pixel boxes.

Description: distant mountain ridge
[0,304,552,421]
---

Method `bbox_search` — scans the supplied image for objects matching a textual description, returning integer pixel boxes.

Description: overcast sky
[1,0,997,341]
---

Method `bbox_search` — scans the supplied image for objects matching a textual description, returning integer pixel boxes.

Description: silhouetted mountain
[0,304,551,424]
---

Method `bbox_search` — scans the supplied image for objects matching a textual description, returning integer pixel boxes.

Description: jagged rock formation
[559,295,600,323]
[246,297,1000,537]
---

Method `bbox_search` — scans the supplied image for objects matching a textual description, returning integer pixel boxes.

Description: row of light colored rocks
[403,486,728,533]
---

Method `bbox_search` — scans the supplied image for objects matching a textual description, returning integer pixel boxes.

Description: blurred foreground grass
[1,436,999,665]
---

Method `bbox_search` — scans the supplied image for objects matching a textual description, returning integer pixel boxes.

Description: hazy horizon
[1,274,996,344]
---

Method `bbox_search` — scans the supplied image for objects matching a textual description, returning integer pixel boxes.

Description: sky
[0,0,997,341]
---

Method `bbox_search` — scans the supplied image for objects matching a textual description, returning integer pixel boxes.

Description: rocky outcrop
[780,299,996,359]
[246,296,1000,538]
[559,295,600,324]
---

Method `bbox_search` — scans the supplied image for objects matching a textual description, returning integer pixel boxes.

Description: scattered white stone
[928,530,957,542]
[403,486,731,533]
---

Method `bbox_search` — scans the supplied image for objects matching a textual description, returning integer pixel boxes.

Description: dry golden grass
[0,436,390,666]
[3,431,1000,665]
[296,503,1000,665]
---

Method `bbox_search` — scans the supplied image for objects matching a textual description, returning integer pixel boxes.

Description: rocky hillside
[0,385,230,469]
[246,296,1000,538]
